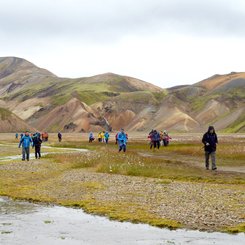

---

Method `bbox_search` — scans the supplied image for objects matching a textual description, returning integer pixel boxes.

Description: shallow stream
[0,197,244,245]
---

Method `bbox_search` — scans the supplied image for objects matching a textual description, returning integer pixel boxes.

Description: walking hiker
[117,128,127,152]
[163,130,171,146]
[18,131,33,161]
[104,131,110,144]
[89,132,95,143]
[151,130,161,149]
[58,132,62,142]
[115,132,118,144]
[101,131,105,143]
[33,133,42,159]
[15,133,18,139]
[98,132,102,142]
[148,130,154,149]
[202,126,218,170]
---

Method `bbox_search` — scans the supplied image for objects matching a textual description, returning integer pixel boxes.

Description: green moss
[44,220,52,224]
[224,223,245,233]
[152,90,168,102]
[222,114,245,133]
[63,200,182,230]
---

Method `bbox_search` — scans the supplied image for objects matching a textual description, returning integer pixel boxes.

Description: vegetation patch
[224,223,245,233]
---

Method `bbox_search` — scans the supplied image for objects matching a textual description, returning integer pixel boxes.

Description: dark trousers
[151,141,160,149]
[22,147,30,160]
[119,144,126,152]
[35,145,41,159]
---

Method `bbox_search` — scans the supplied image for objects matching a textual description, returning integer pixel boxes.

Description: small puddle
[0,197,244,245]
[0,146,88,161]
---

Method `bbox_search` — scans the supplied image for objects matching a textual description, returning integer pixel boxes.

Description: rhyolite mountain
[0,57,244,133]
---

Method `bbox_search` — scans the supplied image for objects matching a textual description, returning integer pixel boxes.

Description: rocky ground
[0,158,244,232]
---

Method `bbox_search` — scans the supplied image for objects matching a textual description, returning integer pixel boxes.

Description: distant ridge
[0,56,244,133]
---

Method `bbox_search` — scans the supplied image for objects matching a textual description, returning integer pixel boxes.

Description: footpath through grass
[47,140,245,184]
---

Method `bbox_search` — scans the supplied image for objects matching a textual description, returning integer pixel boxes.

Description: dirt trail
[138,152,245,174]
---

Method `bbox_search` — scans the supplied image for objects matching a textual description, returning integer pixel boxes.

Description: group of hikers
[89,131,110,144]
[16,126,218,170]
[148,129,172,149]
[89,129,128,152]
[16,131,63,161]
[17,131,42,161]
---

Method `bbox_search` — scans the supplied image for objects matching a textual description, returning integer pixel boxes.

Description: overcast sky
[1,0,245,88]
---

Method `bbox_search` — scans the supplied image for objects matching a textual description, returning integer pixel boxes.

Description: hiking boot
[206,167,209,170]
[212,167,217,171]
[22,159,25,161]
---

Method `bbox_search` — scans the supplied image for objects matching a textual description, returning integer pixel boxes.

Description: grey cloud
[1,0,245,42]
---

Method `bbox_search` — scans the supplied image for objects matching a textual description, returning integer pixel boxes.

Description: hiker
[42,132,49,142]
[117,128,127,152]
[148,130,154,149]
[151,130,161,149]
[163,130,171,146]
[18,131,33,161]
[98,132,102,142]
[58,132,62,142]
[20,133,24,139]
[32,132,42,159]
[115,132,118,144]
[15,133,19,139]
[89,132,95,143]
[202,126,218,170]
[160,131,164,144]
[104,131,110,144]
[101,131,105,143]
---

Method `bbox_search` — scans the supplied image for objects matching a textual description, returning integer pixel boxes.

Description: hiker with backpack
[115,132,118,144]
[151,130,161,150]
[148,129,154,149]
[58,132,62,142]
[32,132,42,159]
[18,131,33,161]
[89,132,95,143]
[163,130,171,146]
[98,132,102,142]
[104,131,110,144]
[117,128,127,152]
[202,126,218,171]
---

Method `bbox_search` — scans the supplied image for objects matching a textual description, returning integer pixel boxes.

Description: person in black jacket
[202,126,218,170]
[32,133,42,159]
[58,132,62,142]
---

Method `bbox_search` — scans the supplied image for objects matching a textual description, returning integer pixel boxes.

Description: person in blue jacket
[89,132,95,142]
[152,130,161,149]
[104,131,110,144]
[18,131,33,161]
[117,128,127,152]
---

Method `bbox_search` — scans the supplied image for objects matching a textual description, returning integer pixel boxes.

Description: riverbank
[1,197,244,245]
[0,134,244,233]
